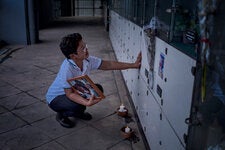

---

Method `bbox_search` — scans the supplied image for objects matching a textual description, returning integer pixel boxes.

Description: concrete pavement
[0,17,147,150]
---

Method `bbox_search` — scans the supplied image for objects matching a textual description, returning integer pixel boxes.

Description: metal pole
[169,0,176,42]
[154,0,157,17]
[24,0,31,45]
[143,0,145,26]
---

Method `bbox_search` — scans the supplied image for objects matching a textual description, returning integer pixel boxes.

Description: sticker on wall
[158,53,165,79]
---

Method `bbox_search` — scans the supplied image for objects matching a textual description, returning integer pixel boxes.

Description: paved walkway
[0,17,147,150]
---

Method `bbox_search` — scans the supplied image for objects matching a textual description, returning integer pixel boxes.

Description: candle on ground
[119,104,125,112]
[125,126,131,133]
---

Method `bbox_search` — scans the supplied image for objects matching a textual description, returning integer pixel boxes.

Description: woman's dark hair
[59,33,82,58]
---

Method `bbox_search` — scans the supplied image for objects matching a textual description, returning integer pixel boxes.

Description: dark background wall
[38,0,54,29]
[0,0,105,45]
[0,0,54,45]
[0,0,28,44]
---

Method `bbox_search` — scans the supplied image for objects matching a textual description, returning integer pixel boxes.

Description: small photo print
[158,53,165,79]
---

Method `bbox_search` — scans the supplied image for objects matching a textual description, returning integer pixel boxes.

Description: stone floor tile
[0,125,51,150]
[32,115,87,139]
[100,79,118,96]
[0,106,7,114]
[107,141,135,150]
[12,76,52,92]
[21,68,54,80]
[0,112,27,134]
[12,102,55,123]
[86,94,121,122]
[91,114,126,139]
[0,79,8,87]
[0,92,38,111]
[0,84,21,99]
[32,141,67,150]
[56,126,118,150]
[27,86,49,101]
